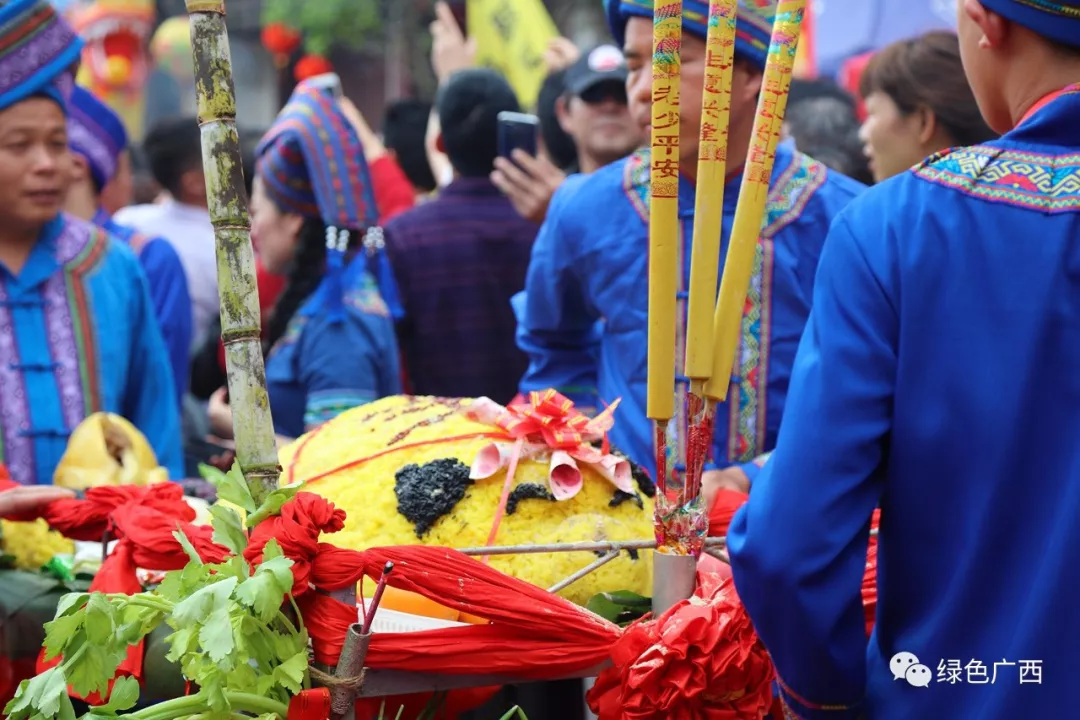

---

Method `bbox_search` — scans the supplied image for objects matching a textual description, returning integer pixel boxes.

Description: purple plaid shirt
[383,177,539,403]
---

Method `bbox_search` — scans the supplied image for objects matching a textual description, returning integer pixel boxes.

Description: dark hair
[262,217,343,355]
[140,115,204,197]
[790,78,857,109]
[786,97,872,185]
[536,70,579,172]
[859,31,996,147]
[436,68,520,177]
[382,99,438,193]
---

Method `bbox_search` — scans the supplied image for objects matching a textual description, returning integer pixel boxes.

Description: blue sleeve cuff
[739,452,773,485]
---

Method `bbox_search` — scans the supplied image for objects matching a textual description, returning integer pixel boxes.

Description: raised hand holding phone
[492,112,565,223]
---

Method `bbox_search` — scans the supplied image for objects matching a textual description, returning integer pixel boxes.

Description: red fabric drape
[5,481,875,719]
[0,478,230,702]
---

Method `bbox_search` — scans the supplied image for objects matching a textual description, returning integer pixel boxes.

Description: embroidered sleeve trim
[304,390,377,429]
[912,144,1080,214]
[776,674,863,715]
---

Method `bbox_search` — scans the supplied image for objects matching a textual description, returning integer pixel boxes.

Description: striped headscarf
[0,0,82,112]
[605,0,777,69]
[67,85,127,188]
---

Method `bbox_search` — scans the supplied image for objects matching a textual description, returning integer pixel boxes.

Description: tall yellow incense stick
[647,1,682,492]
[684,0,738,384]
[682,0,738,495]
[704,0,806,402]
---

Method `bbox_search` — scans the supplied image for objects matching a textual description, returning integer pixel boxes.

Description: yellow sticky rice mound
[1,413,167,570]
[281,395,655,605]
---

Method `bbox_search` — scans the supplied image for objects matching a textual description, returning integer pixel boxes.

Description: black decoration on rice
[506,483,556,515]
[609,489,644,510]
[394,458,474,537]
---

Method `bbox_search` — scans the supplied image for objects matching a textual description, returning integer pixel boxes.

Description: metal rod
[455,537,725,557]
[357,663,612,697]
[547,551,620,594]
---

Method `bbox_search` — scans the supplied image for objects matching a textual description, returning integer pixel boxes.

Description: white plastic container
[357,598,469,634]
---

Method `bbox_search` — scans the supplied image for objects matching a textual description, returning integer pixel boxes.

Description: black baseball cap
[563,44,628,97]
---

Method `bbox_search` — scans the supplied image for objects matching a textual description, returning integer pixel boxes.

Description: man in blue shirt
[64,85,193,408]
[729,1,1080,717]
[516,0,864,487]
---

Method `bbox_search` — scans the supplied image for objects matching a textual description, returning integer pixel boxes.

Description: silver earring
[325,225,337,250]
[364,226,385,256]
[337,228,349,253]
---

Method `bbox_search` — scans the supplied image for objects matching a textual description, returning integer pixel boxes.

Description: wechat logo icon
[891,651,932,688]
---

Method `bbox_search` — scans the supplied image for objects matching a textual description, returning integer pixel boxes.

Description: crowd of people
[0,0,1078,715]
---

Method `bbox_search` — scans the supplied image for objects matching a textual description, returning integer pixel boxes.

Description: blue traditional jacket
[0,214,183,483]
[266,256,402,439]
[728,87,1080,719]
[517,143,864,479]
[95,208,193,406]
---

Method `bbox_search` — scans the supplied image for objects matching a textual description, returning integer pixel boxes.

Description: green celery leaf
[42,613,83,660]
[163,626,197,664]
[271,651,308,694]
[55,592,89,618]
[171,528,203,565]
[56,693,77,720]
[209,505,248,555]
[246,483,303,527]
[227,662,260,695]
[235,555,294,622]
[93,676,140,714]
[5,667,67,718]
[199,606,235,664]
[83,594,116,645]
[202,667,230,712]
[172,576,238,628]
[201,461,256,513]
[66,642,125,698]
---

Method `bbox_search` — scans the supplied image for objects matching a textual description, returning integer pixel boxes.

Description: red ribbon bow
[498,390,618,452]
[499,390,590,449]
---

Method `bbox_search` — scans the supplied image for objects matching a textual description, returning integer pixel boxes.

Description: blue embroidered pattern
[913,145,1080,214]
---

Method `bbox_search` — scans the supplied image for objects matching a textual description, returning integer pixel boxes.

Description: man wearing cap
[516,1,863,485]
[64,85,193,408]
[728,1,1080,717]
[492,44,642,222]
[0,0,182,484]
[556,45,642,174]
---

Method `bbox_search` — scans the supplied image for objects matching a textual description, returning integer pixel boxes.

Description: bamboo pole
[186,0,281,506]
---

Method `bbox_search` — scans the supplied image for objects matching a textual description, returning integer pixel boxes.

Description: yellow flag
[467,0,559,109]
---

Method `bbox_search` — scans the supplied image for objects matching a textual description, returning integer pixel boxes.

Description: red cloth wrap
[0,478,230,703]
[587,572,776,720]
[3,480,855,719]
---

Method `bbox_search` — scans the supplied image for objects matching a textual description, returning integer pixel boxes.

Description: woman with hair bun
[206,80,402,444]
[858,30,997,183]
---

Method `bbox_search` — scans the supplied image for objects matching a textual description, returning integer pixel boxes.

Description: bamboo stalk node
[186,0,225,14]
[220,326,262,346]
